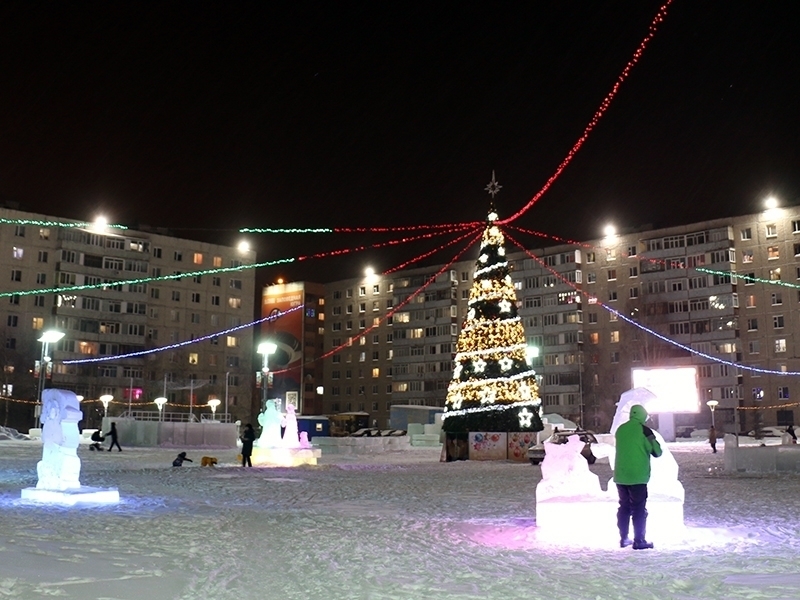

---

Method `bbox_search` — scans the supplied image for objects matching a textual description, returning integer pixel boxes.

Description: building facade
[0,207,257,429]
[318,204,800,434]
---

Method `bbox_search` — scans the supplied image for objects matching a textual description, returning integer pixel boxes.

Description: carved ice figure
[281,404,301,449]
[536,434,603,503]
[37,389,83,491]
[298,431,312,449]
[256,400,283,448]
[607,388,685,502]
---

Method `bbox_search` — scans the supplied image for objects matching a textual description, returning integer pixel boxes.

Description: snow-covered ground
[1,440,800,600]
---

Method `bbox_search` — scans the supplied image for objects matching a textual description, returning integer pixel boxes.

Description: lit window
[188,353,199,364]
[193,253,203,265]
[226,336,238,348]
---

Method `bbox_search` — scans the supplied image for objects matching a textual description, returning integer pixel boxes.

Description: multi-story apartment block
[0,206,256,428]
[317,203,800,435]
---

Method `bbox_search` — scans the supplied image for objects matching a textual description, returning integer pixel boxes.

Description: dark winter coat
[172,452,193,467]
[241,427,256,457]
[90,430,104,442]
[614,405,662,485]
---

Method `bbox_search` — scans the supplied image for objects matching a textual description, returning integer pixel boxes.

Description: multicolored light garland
[0,229,457,299]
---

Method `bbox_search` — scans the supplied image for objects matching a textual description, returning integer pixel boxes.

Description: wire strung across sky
[503,229,800,377]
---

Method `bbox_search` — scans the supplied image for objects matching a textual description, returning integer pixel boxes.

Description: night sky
[1,1,799,284]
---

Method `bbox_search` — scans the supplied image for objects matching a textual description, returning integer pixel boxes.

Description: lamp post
[36,329,65,426]
[257,341,278,410]
[707,400,719,428]
[155,397,167,421]
[208,398,221,421]
[100,394,113,418]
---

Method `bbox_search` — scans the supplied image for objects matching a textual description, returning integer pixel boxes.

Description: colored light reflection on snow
[456,517,750,552]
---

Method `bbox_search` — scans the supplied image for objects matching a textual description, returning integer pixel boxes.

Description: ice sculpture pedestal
[251,447,321,467]
[536,493,684,541]
[21,486,120,506]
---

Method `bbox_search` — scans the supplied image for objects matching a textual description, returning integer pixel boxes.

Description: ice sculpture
[299,431,312,449]
[256,400,283,448]
[281,405,301,449]
[251,400,320,466]
[536,434,603,502]
[22,389,119,505]
[36,389,83,490]
[535,387,685,544]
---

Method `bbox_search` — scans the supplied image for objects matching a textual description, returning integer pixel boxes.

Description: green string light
[0,217,127,230]
[696,267,800,290]
[0,257,296,298]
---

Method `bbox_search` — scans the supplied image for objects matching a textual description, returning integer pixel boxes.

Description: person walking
[614,404,662,550]
[709,425,717,453]
[105,422,122,452]
[786,424,797,444]
[240,423,255,467]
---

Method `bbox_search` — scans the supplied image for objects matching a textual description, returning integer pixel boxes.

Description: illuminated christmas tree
[442,196,543,434]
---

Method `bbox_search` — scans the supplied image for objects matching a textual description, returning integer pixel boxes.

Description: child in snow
[172,452,193,467]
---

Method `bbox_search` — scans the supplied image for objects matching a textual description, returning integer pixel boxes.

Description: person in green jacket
[614,404,662,550]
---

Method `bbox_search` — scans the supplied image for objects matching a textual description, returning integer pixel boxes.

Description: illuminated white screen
[631,367,700,414]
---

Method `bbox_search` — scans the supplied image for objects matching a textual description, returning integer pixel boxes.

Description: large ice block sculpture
[535,388,684,543]
[22,389,119,505]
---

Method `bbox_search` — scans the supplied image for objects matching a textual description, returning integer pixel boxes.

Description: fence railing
[116,411,233,423]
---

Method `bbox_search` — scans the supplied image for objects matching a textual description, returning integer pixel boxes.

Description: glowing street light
[208,398,221,420]
[36,329,65,426]
[154,397,167,421]
[237,240,250,253]
[100,394,113,417]
[764,196,779,210]
[707,400,719,427]
[257,341,278,409]
[603,224,617,237]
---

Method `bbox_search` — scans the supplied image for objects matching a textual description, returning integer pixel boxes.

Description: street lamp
[707,400,719,427]
[36,329,65,426]
[208,398,221,420]
[100,394,113,417]
[154,397,167,421]
[257,341,278,409]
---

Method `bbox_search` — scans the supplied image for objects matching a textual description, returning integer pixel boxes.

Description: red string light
[295,229,463,262]
[499,0,674,225]
[334,223,480,233]
[383,227,481,274]
[271,231,483,375]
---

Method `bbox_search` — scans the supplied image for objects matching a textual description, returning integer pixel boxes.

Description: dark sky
[1,1,799,284]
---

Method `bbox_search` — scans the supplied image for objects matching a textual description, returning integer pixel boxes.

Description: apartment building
[317,204,800,434]
[0,206,256,428]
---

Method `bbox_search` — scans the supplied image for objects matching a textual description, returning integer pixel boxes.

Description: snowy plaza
[1,439,800,600]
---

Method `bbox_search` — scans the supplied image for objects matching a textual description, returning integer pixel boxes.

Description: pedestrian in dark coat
[105,422,122,452]
[614,405,662,550]
[172,452,193,467]
[709,425,717,453]
[240,423,256,467]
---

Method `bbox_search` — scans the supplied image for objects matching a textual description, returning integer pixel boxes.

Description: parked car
[747,426,787,438]
[528,429,598,465]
